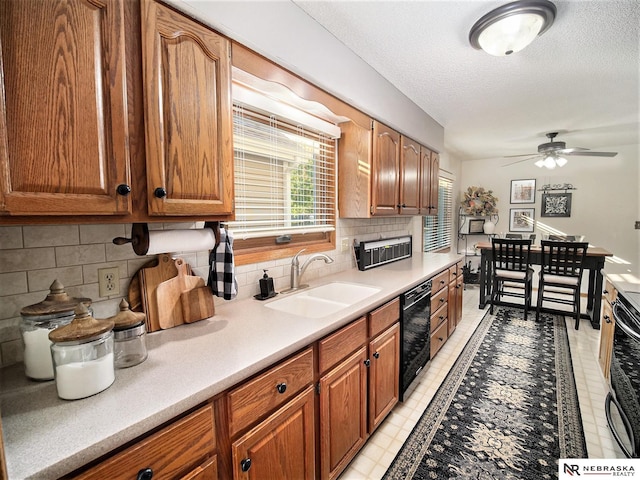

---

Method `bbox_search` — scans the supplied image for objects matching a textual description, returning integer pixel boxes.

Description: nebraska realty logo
[560,459,638,478]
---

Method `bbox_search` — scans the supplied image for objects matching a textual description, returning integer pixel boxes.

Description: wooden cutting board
[181,286,214,323]
[138,254,179,332]
[156,258,206,329]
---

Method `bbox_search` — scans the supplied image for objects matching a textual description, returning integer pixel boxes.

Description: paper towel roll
[146,229,217,255]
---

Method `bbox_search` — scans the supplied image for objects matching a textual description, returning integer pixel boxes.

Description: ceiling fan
[503,132,618,169]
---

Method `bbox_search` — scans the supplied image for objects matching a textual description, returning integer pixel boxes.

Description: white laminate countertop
[0,252,462,480]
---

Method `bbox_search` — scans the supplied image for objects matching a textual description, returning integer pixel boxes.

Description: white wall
[457,144,640,271]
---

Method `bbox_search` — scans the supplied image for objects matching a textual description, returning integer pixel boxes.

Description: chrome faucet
[288,248,334,291]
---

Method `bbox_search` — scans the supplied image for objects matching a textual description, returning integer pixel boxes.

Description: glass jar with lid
[108,299,148,368]
[49,303,115,400]
[19,280,91,381]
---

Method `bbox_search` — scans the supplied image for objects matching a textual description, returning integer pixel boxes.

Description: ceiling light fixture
[535,154,567,169]
[469,0,556,56]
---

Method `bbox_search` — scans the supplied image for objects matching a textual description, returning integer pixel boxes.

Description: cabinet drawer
[319,316,367,374]
[228,347,314,437]
[72,404,215,480]
[431,269,449,294]
[449,265,458,283]
[431,303,448,333]
[604,279,618,304]
[431,286,448,313]
[430,320,449,359]
[369,298,400,337]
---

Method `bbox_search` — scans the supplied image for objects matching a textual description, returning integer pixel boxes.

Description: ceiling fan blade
[556,147,589,154]
[503,153,537,158]
[501,155,539,167]
[563,151,618,157]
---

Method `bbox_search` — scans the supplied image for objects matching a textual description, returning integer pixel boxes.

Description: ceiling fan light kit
[469,0,557,56]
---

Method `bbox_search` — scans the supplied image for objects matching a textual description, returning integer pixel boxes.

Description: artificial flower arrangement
[462,186,498,216]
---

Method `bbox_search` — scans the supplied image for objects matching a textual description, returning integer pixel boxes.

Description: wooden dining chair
[536,240,588,329]
[490,238,534,320]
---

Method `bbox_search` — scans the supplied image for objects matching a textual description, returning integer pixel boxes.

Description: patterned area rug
[384,307,587,480]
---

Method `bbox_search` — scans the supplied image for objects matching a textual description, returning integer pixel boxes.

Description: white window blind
[228,105,336,240]
[423,177,453,252]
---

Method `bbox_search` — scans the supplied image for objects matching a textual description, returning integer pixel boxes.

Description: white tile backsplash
[0,217,416,367]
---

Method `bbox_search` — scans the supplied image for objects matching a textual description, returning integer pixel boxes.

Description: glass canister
[109,299,148,368]
[48,303,115,400]
[20,280,91,381]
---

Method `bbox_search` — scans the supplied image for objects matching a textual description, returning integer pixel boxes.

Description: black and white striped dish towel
[208,227,238,300]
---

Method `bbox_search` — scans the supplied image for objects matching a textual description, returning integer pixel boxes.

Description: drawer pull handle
[276,383,287,394]
[439,298,445,303]
[116,184,131,196]
[438,337,444,342]
[373,351,380,359]
[240,458,252,472]
[364,359,371,367]
[604,315,611,323]
[137,468,153,480]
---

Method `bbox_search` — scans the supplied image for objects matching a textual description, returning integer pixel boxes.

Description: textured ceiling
[294,0,640,162]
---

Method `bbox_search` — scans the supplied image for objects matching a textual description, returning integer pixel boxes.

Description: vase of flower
[483,220,495,234]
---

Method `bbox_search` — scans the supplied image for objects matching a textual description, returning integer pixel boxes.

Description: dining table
[475,241,613,329]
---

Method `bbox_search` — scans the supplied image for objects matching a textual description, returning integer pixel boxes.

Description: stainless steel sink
[265,282,381,318]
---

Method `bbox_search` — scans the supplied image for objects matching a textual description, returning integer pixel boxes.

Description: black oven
[605,292,640,458]
[400,279,432,400]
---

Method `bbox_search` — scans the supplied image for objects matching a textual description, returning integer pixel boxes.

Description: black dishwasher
[400,279,432,400]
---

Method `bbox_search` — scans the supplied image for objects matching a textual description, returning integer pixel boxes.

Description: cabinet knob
[439,297,445,303]
[240,458,252,472]
[604,315,611,323]
[137,468,153,480]
[364,359,371,367]
[373,351,380,359]
[116,184,131,196]
[154,187,167,198]
[438,337,444,342]
[276,382,287,394]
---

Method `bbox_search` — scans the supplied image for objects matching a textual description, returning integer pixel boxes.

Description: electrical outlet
[98,267,120,298]
[341,237,350,253]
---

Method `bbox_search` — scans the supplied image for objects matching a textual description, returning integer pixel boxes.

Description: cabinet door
[319,346,368,480]
[420,148,439,215]
[368,323,399,433]
[455,272,464,325]
[232,387,315,480]
[399,136,420,215]
[141,0,234,216]
[598,300,615,380]
[371,121,400,216]
[0,0,131,216]
[448,279,457,336]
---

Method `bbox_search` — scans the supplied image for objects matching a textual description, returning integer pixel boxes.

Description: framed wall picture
[541,192,572,217]
[509,208,535,232]
[468,218,485,234]
[510,179,536,204]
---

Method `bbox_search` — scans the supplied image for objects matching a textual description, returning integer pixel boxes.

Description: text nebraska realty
[564,463,636,477]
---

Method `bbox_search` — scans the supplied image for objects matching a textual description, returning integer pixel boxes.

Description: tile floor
[339,285,625,479]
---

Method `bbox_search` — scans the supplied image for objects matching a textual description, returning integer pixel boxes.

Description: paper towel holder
[113,222,222,256]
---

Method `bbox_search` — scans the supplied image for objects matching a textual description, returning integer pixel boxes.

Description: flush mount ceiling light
[469,0,556,56]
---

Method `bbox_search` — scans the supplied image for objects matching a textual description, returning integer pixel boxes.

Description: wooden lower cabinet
[231,387,315,479]
[448,262,464,336]
[598,279,617,381]
[368,323,400,433]
[71,403,217,480]
[319,346,369,480]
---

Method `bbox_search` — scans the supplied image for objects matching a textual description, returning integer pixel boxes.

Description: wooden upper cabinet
[371,121,400,216]
[0,0,132,216]
[420,148,439,215]
[141,0,234,217]
[399,136,420,215]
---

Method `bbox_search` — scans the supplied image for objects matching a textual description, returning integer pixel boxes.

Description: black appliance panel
[400,279,432,400]
[606,294,640,458]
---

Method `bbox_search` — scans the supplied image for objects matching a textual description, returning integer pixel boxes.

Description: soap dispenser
[259,269,275,299]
